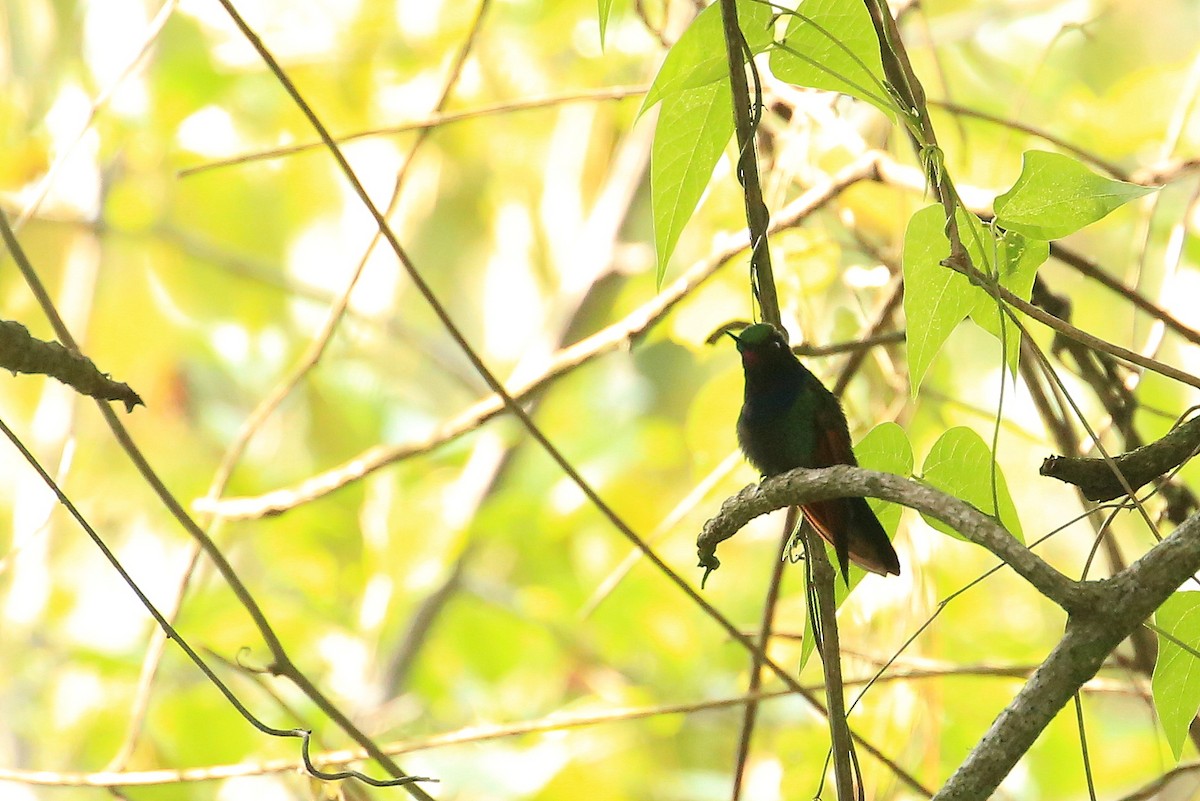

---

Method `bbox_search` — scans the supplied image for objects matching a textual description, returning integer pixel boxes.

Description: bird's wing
[809,393,857,468]
[801,388,899,578]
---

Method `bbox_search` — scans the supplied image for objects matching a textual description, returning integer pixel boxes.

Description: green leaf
[920,427,1023,543]
[651,79,733,284]
[966,226,1048,375]
[855,421,913,537]
[902,205,976,393]
[641,0,775,282]
[638,0,775,116]
[1153,592,1200,760]
[768,0,896,118]
[994,150,1158,240]
[857,421,915,472]
[598,0,614,48]
[903,205,1048,386]
[798,422,911,670]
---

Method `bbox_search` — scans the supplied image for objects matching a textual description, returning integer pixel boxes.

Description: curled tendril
[299,731,437,788]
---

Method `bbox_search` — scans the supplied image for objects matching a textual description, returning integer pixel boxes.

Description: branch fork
[699,466,1200,799]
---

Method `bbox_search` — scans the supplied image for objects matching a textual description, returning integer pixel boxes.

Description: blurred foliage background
[2,0,1200,799]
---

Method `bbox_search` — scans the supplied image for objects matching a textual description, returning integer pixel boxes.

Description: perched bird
[729,323,900,582]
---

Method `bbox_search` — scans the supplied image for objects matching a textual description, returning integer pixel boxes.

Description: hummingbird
[729,323,901,582]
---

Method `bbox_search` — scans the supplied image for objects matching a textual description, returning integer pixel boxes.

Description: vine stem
[804,525,859,800]
[717,1,856,797]
[718,0,780,327]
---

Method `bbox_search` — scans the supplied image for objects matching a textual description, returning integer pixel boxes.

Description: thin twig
[0,415,431,791]
[179,85,649,176]
[719,0,780,325]
[1074,694,1098,801]
[0,689,802,788]
[928,100,1129,181]
[730,513,793,801]
[804,524,859,801]
[197,155,883,520]
[1117,760,1200,801]
[941,251,1200,391]
[1049,242,1200,347]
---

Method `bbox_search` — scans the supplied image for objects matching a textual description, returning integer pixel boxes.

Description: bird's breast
[737,390,818,476]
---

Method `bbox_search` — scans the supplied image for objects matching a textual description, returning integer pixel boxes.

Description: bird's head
[727,323,792,369]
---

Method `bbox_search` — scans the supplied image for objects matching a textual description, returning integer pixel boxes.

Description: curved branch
[701,468,1200,798]
[697,465,1087,611]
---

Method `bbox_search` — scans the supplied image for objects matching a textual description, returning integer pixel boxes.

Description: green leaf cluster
[641,0,889,283]
[902,151,1155,391]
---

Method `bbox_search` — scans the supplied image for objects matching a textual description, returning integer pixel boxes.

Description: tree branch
[935,509,1200,800]
[697,466,1088,612]
[1041,414,1200,501]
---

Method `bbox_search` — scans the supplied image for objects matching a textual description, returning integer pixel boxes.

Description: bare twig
[1041,414,1200,501]
[940,251,1200,391]
[1049,245,1200,347]
[730,514,793,801]
[0,689,812,788]
[0,416,432,791]
[0,657,1140,791]
[0,319,141,410]
[928,100,1129,181]
[1117,760,1200,801]
[804,523,859,801]
[179,85,649,176]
